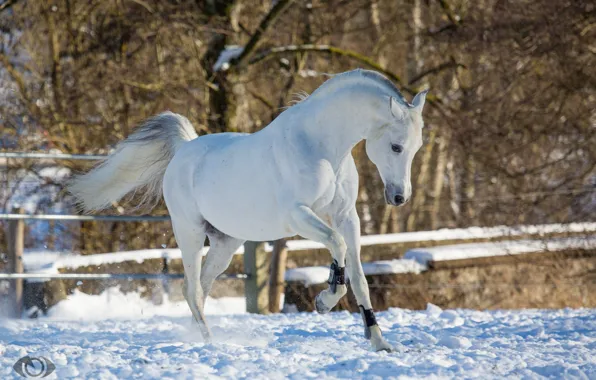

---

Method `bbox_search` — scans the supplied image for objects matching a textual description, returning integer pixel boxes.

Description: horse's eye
[391,144,403,153]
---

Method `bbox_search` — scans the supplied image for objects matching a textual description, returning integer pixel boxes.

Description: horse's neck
[299,85,383,169]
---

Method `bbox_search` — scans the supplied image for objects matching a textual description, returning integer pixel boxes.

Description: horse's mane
[289,69,410,108]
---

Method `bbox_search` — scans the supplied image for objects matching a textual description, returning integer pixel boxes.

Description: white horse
[70,69,427,352]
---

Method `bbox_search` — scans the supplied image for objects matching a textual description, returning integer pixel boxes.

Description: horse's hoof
[315,294,331,314]
[201,326,212,343]
[372,338,394,353]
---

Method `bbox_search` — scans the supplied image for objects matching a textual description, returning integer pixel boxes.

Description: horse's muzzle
[384,186,408,206]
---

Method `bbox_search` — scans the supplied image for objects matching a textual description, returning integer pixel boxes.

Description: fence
[0,210,269,317]
[1,152,276,316]
[2,152,596,316]
[3,208,596,317]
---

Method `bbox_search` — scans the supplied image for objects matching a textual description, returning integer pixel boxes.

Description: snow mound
[22,246,244,277]
[405,236,596,265]
[277,222,596,252]
[39,288,244,321]
[284,266,330,287]
[285,259,427,286]
[361,259,427,275]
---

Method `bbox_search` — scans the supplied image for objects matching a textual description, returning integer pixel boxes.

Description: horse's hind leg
[200,224,245,305]
[172,220,210,340]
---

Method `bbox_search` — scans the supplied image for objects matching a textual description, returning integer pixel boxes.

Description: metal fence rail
[0,273,248,280]
[0,213,170,222]
[0,152,107,160]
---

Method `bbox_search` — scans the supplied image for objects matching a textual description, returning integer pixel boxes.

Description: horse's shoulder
[337,154,358,183]
[333,155,358,206]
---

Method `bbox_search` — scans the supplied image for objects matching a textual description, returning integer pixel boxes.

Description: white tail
[69,112,198,212]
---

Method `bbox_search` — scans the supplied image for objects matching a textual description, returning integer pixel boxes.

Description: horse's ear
[411,89,429,111]
[390,97,406,120]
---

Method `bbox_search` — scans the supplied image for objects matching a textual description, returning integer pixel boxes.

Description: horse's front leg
[289,204,348,313]
[338,208,393,352]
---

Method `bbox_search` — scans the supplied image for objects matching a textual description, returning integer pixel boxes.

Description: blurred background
[0,0,595,316]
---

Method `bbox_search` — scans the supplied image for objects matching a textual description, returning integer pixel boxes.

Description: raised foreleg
[338,208,393,352]
[289,204,348,313]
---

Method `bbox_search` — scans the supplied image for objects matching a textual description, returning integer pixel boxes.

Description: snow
[1,296,594,379]
[213,46,243,71]
[22,246,245,277]
[1,166,71,215]
[16,222,596,275]
[361,259,427,276]
[284,266,330,287]
[21,250,64,273]
[284,222,596,251]
[285,259,427,286]
[41,288,245,321]
[404,236,596,265]
[1,165,73,249]
[298,69,320,78]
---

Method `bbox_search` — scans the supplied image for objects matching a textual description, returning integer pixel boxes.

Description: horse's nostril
[394,195,405,205]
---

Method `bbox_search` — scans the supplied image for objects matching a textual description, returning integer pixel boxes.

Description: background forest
[1,0,595,254]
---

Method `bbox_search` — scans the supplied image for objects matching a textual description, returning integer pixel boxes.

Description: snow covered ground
[1,291,595,379]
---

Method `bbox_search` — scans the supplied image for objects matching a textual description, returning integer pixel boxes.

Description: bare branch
[232,0,295,68]
[0,53,28,101]
[408,57,466,85]
[118,79,164,91]
[247,88,275,111]
[248,44,450,105]
[250,44,405,86]
[436,0,461,27]
[0,0,19,13]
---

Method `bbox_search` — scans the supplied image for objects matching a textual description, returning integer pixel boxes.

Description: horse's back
[165,129,292,240]
[163,132,250,224]
[164,124,358,241]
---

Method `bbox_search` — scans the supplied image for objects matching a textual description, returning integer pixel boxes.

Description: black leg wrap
[327,259,345,294]
[359,305,378,340]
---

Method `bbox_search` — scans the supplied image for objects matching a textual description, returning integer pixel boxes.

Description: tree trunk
[369,0,388,69]
[406,129,436,231]
[446,158,460,223]
[404,0,428,232]
[462,154,477,223]
[430,136,448,229]
[201,1,238,132]
[379,205,392,234]
[407,0,423,83]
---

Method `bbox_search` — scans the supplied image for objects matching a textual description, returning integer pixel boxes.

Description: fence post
[244,241,269,314]
[269,239,288,313]
[7,207,24,318]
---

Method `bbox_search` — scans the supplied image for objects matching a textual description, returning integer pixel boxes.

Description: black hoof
[376,347,392,353]
[315,294,331,314]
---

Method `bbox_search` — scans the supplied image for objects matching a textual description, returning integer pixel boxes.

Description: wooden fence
[2,208,596,317]
[0,209,267,317]
[3,152,595,317]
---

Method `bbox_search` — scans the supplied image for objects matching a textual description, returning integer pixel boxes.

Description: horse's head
[365,90,427,206]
